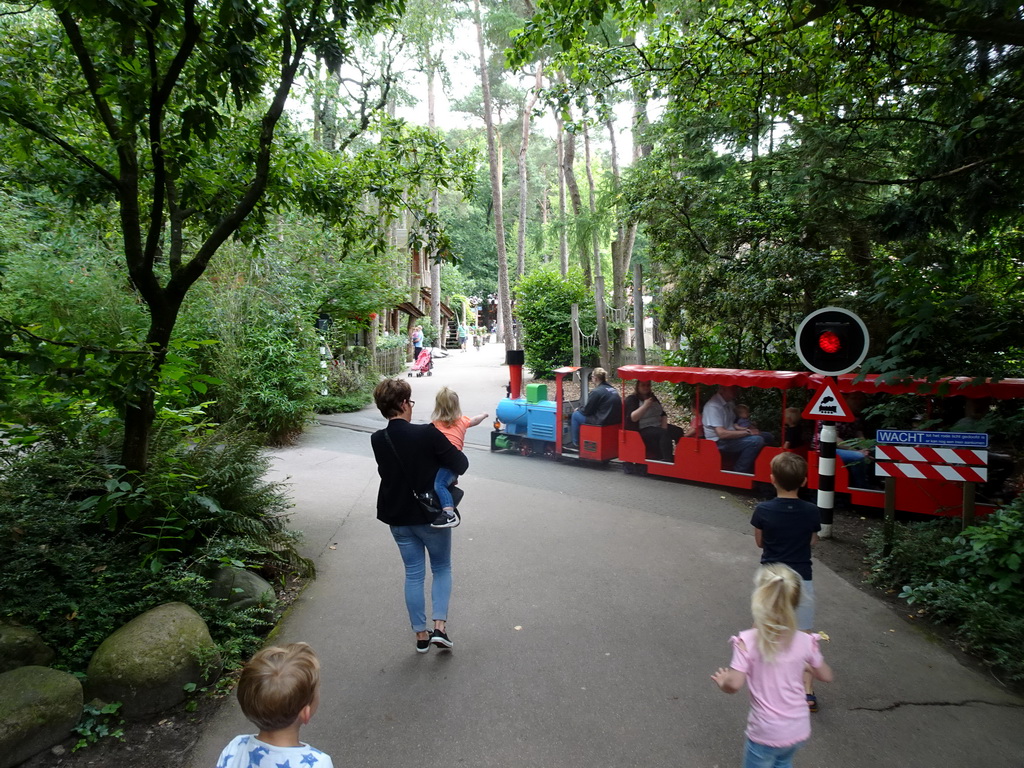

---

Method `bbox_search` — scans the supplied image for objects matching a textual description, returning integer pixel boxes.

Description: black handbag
[383,430,454,520]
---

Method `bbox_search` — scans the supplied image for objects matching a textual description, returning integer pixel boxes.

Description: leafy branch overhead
[0,0,476,473]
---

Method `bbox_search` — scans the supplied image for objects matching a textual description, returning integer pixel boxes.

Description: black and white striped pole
[817,417,837,539]
[796,308,870,540]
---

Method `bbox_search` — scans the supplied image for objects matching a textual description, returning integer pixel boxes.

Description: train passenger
[736,403,775,446]
[568,368,622,448]
[702,385,766,474]
[430,387,489,528]
[711,564,833,768]
[783,407,807,451]
[812,391,871,488]
[751,452,823,712]
[624,380,685,460]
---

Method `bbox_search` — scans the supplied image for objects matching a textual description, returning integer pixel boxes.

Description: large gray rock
[86,602,221,719]
[0,624,55,673]
[0,666,82,768]
[209,567,276,611]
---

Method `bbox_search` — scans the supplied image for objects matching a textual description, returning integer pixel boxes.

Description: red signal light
[818,330,842,354]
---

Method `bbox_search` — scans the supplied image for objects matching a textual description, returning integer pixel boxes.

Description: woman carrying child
[712,564,833,768]
[430,386,488,529]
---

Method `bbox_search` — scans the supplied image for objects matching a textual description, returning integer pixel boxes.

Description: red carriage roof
[616,365,1024,400]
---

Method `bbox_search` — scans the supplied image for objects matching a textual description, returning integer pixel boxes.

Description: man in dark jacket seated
[569,367,622,447]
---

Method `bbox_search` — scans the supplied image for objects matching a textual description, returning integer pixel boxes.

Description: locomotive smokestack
[506,349,525,399]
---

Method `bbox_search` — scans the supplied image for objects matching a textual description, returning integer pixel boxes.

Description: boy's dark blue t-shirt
[750,496,822,580]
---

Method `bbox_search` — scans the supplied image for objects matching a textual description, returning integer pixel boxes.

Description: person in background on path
[430,386,488,528]
[782,407,807,451]
[569,367,623,448]
[750,452,824,713]
[702,385,766,474]
[711,564,833,768]
[410,325,423,361]
[370,378,469,653]
[473,326,482,350]
[216,642,333,768]
[457,322,468,351]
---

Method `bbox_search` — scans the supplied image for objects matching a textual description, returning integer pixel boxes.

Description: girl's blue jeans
[743,738,805,768]
[390,525,452,632]
[434,467,457,509]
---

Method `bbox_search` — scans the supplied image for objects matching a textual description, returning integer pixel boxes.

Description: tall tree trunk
[584,119,608,366]
[473,0,513,346]
[427,61,441,338]
[606,116,630,362]
[553,104,569,277]
[562,122,589,288]
[517,67,542,278]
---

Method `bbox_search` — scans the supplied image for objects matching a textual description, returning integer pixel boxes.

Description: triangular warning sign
[803,382,855,422]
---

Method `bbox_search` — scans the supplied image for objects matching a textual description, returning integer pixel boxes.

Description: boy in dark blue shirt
[750,452,823,712]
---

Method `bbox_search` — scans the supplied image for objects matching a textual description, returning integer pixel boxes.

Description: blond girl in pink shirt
[429,387,488,529]
[712,564,834,768]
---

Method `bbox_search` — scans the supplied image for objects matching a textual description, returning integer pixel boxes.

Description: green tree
[515,264,595,377]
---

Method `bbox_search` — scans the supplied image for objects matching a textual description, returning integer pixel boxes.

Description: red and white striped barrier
[874,445,988,483]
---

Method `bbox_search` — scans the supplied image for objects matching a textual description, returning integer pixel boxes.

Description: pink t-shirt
[433,416,471,450]
[729,628,824,748]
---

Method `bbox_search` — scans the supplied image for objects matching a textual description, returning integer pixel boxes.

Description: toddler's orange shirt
[433,415,471,450]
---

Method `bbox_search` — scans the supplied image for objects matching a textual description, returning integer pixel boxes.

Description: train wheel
[519,440,533,457]
[543,443,558,460]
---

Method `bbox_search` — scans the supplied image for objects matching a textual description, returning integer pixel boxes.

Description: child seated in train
[430,387,488,529]
[783,407,807,451]
[736,403,775,446]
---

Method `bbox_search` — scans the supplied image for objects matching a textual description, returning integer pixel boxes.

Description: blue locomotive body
[493,382,559,449]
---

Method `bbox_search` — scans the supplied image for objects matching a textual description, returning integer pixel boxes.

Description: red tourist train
[491,353,1024,518]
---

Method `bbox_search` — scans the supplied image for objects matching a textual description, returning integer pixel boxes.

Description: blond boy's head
[237,643,320,732]
[770,452,808,492]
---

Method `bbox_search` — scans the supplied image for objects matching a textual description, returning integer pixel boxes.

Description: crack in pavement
[852,699,1024,712]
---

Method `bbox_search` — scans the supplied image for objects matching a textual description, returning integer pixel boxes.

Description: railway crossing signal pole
[796,308,870,539]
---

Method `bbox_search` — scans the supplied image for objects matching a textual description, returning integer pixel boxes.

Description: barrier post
[962,482,976,530]
[817,421,836,539]
[882,476,896,557]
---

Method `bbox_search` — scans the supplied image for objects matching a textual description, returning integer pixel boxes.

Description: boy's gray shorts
[798,579,815,631]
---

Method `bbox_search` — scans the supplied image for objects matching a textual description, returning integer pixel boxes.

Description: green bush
[515,265,598,378]
[867,501,1024,680]
[0,425,311,672]
[313,394,368,413]
[208,324,320,444]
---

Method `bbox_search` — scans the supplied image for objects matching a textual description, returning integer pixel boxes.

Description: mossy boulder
[0,666,82,768]
[209,567,276,611]
[86,602,221,719]
[0,624,55,673]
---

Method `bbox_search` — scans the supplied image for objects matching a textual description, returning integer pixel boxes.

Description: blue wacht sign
[876,430,989,448]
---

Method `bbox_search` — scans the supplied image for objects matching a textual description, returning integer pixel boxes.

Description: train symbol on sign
[802,383,855,422]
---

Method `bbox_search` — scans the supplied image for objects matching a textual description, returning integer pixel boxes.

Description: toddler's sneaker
[431,509,460,528]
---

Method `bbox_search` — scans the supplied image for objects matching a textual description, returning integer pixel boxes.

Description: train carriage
[491,353,1023,518]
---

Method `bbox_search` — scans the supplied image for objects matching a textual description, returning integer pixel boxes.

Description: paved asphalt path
[188,342,1024,768]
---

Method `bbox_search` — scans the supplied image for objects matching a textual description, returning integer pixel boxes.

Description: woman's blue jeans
[390,525,452,632]
[743,738,805,768]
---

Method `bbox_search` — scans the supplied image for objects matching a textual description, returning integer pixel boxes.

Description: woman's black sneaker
[416,634,431,653]
[430,628,454,649]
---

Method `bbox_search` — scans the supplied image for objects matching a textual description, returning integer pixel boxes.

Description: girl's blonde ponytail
[751,564,801,661]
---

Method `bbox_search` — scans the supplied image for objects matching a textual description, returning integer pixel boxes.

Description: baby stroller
[408,348,433,377]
